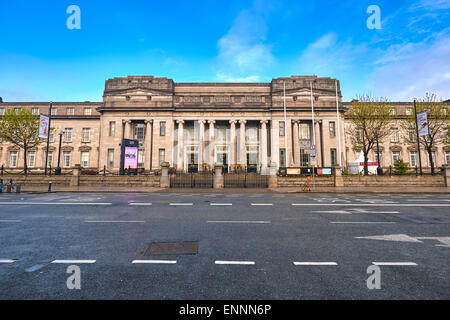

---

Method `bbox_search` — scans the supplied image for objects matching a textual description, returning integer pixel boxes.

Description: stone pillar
[208,120,216,168]
[315,120,321,167]
[268,161,278,188]
[213,163,224,189]
[260,120,268,173]
[144,120,153,172]
[229,120,237,169]
[334,165,344,187]
[70,164,81,187]
[198,120,206,171]
[239,120,247,166]
[293,120,300,166]
[177,120,184,171]
[270,120,280,170]
[443,165,450,188]
[123,120,131,139]
[160,162,170,188]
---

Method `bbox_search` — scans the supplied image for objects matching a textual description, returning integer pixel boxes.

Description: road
[0,192,449,299]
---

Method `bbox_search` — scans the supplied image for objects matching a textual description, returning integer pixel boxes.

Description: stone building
[0,75,448,173]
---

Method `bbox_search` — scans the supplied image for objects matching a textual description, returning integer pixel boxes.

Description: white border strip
[51,260,96,264]
[132,260,177,264]
[372,262,418,266]
[292,203,450,207]
[330,222,396,224]
[215,261,255,265]
[0,202,112,206]
[294,262,338,266]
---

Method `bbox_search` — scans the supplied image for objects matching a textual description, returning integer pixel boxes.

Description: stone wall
[278,176,334,187]
[343,175,444,187]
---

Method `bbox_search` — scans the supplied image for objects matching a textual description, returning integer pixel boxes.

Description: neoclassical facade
[0,75,448,173]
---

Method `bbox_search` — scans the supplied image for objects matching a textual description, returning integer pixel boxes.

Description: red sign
[359,162,379,166]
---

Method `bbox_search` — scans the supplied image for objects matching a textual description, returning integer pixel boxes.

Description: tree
[346,95,394,175]
[0,108,44,175]
[401,93,449,174]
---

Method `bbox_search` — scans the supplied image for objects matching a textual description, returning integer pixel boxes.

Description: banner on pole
[39,115,50,139]
[417,111,429,137]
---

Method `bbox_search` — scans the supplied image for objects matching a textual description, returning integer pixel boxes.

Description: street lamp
[55,130,65,175]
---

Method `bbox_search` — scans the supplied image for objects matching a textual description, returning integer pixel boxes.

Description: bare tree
[346,95,394,175]
[401,93,450,174]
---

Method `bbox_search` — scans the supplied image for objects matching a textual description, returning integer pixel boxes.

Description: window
[446,151,450,165]
[51,108,57,116]
[160,121,166,136]
[27,151,36,168]
[109,121,116,137]
[134,124,146,141]
[299,123,310,140]
[14,108,21,113]
[49,130,55,143]
[32,108,40,115]
[406,108,413,115]
[300,149,310,167]
[9,151,18,168]
[107,149,115,167]
[389,108,397,116]
[46,151,54,168]
[159,149,165,166]
[329,122,336,137]
[330,148,337,167]
[63,151,71,168]
[410,151,417,168]
[64,128,73,142]
[375,151,383,167]
[82,128,91,143]
[280,148,286,167]
[391,128,399,143]
[279,121,285,137]
[66,108,74,116]
[81,151,89,168]
[0,108,5,116]
[408,129,415,141]
[84,108,92,116]
[392,151,401,166]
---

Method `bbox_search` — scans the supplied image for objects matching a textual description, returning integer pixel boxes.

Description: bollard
[48,181,52,193]
[16,184,21,194]
[7,184,12,193]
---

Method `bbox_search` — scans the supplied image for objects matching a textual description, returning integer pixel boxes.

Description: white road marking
[251,203,273,206]
[293,262,338,266]
[85,220,145,223]
[0,202,112,206]
[129,203,153,206]
[210,203,233,206]
[312,210,352,214]
[372,262,418,266]
[170,203,193,206]
[132,260,177,264]
[51,260,96,264]
[215,261,255,265]
[330,222,396,224]
[207,221,271,224]
[356,234,423,243]
[0,260,16,263]
[292,203,450,207]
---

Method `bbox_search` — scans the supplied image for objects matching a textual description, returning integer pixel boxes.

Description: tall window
[107,149,114,167]
[329,122,336,137]
[82,128,91,143]
[109,121,116,137]
[66,108,75,116]
[408,129,415,141]
[446,151,450,165]
[391,128,399,143]
[51,108,57,116]
[279,148,286,167]
[392,151,401,166]
[81,151,89,168]
[9,151,18,168]
[159,149,165,166]
[32,108,40,115]
[63,151,71,168]
[49,130,55,143]
[300,149,310,167]
[330,148,337,167]
[299,123,310,140]
[160,121,166,136]
[279,121,285,137]
[64,128,73,142]
[84,108,92,116]
[409,151,417,168]
[134,124,146,141]
[27,151,36,168]
[46,151,54,168]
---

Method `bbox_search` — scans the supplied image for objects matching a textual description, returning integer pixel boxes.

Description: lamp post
[376,134,383,175]
[55,130,65,175]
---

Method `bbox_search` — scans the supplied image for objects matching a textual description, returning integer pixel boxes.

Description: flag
[39,115,49,139]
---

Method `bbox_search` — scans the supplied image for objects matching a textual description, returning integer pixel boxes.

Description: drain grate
[142,241,199,256]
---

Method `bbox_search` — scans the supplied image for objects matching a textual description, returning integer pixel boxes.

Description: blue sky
[0,0,449,102]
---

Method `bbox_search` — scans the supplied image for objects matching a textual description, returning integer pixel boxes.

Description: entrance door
[185,145,199,173]
[247,145,259,173]
[216,145,228,172]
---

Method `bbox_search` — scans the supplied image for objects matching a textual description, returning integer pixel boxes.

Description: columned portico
[229,120,237,167]
[239,120,246,165]
[260,120,268,172]
[208,120,215,167]
[177,120,184,171]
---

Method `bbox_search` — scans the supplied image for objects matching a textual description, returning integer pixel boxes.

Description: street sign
[309,145,316,157]
[310,157,316,167]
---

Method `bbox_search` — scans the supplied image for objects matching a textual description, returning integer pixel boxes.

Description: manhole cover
[143,241,199,255]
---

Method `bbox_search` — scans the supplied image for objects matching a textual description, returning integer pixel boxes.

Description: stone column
[239,120,247,166]
[123,120,131,139]
[334,165,344,187]
[198,120,206,171]
[315,120,321,167]
[208,120,215,169]
[213,163,224,189]
[293,120,300,166]
[144,120,153,172]
[160,162,170,188]
[260,120,268,173]
[177,120,184,171]
[229,120,237,169]
[270,120,280,169]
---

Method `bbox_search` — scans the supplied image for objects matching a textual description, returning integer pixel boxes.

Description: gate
[224,172,268,188]
[170,172,213,188]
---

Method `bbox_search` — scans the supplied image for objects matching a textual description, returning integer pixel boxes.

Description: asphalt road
[0,192,449,300]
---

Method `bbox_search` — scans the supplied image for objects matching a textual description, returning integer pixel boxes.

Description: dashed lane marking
[51,260,96,264]
[132,260,177,264]
[251,203,273,206]
[0,260,16,263]
[330,222,396,224]
[85,220,146,223]
[210,203,233,206]
[215,261,255,265]
[129,203,153,206]
[293,262,338,266]
[207,221,271,224]
[372,262,418,266]
[170,203,194,206]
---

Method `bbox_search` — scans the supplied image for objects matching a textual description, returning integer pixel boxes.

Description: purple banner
[124,146,138,168]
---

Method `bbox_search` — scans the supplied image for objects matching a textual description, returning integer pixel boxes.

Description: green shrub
[394,161,409,175]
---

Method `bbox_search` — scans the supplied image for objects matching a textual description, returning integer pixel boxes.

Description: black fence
[224,172,268,188]
[170,172,214,188]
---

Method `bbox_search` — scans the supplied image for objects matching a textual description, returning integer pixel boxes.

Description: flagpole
[335,80,342,167]
[283,81,288,168]
[310,81,316,190]
[44,101,53,176]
